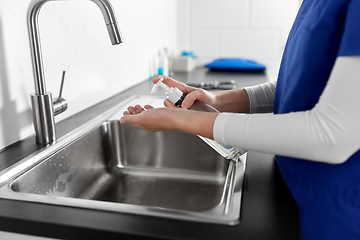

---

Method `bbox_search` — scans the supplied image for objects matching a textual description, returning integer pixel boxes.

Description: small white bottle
[151,77,186,107]
[151,78,246,161]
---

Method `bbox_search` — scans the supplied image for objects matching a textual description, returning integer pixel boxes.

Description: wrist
[179,110,218,139]
[167,108,186,131]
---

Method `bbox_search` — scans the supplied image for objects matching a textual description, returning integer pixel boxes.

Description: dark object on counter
[188,80,237,90]
[205,58,266,72]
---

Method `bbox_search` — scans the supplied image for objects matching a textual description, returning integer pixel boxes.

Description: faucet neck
[27,0,123,95]
[27,0,47,95]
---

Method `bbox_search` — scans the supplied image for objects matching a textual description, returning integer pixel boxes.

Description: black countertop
[0,68,301,240]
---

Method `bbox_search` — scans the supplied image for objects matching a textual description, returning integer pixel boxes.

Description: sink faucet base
[30,93,56,144]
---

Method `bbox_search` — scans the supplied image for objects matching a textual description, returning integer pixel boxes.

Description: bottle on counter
[157,50,165,75]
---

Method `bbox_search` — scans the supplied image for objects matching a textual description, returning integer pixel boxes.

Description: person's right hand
[153,75,216,109]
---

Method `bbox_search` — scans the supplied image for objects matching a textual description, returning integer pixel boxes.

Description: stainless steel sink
[0,96,246,225]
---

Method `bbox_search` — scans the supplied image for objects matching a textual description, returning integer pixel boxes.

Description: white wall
[0,0,178,150]
[177,0,299,81]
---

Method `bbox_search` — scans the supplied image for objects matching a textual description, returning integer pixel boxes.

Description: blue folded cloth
[205,58,265,71]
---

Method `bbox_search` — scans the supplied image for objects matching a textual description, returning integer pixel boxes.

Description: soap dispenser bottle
[151,77,246,161]
[151,77,185,107]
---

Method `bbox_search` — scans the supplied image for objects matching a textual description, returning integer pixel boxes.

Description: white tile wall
[251,0,299,29]
[220,30,278,59]
[179,0,300,81]
[191,0,248,29]
[191,30,219,58]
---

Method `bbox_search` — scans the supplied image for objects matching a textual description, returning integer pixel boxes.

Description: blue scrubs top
[274,0,360,239]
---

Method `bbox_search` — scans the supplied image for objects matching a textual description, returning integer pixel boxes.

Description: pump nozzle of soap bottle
[151,77,219,113]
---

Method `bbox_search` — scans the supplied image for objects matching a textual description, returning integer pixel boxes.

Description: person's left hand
[121,103,218,139]
[120,104,186,132]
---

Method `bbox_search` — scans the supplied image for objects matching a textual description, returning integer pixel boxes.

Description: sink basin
[0,96,246,225]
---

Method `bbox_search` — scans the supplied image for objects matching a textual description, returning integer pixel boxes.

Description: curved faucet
[27,0,123,144]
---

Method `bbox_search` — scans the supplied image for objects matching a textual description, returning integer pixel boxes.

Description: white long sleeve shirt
[213,56,360,164]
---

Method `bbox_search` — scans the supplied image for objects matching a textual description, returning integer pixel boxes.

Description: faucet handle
[58,71,66,99]
[53,71,68,116]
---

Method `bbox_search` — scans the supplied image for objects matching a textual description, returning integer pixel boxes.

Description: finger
[182,88,214,109]
[164,99,179,108]
[123,111,131,116]
[120,116,127,124]
[135,104,145,113]
[152,75,164,84]
[144,105,154,110]
[127,106,138,115]
[153,75,196,94]
[120,114,138,125]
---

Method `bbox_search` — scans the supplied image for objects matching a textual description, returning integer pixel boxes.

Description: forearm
[244,81,277,113]
[211,89,251,113]
[214,56,360,164]
[176,81,276,138]
[175,110,218,139]
[210,81,276,114]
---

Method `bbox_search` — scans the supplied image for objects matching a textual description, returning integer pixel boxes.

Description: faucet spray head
[89,0,123,45]
[107,22,123,45]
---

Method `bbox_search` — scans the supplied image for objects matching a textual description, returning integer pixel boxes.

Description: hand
[120,104,185,132]
[120,104,218,139]
[153,75,216,109]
